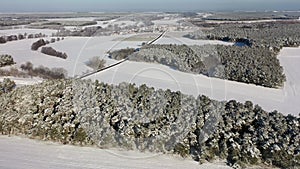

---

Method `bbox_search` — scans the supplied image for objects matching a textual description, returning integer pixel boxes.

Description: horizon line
[1,9,300,14]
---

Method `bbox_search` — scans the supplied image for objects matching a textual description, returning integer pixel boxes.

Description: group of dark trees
[26,21,98,30]
[180,21,300,88]
[56,26,104,37]
[190,21,300,50]
[0,55,15,67]
[0,35,19,43]
[111,44,285,88]
[203,11,300,21]
[0,79,298,169]
[41,47,68,59]
[192,99,300,169]
[108,48,136,60]
[31,39,47,50]
[142,44,208,74]
[31,37,63,51]
[215,45,286,88]
[0,20,37,27]
[55,24,141,37]
[0,16,43,27]
[27,33,47,39]
[85,56,106,70]
[110,44,209,75]
[0,33,47,44]
[0,78,15,95]
[20,61,67,79]
[0,51,66,80]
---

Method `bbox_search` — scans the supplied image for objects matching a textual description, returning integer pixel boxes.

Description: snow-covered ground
[0,135,231,169]
[277,47,300,115]
[0,76,42,86]
[0,32,229,77]
[46,17,140,30]
[0,35,142,77]
[82,20,137,30]
[0,28,57,36]
[152,18,183,26]
[204,19,279,24]
[154,35,233,46]
[47,17,99,22]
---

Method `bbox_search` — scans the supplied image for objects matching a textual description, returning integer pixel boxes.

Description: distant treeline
[187,21,300,50]
[0,33,47,44]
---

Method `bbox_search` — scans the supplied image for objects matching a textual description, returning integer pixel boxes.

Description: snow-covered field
[0,28,56,36]
[204,19,279,24]
[152,18,183,25]
[0,35,142,77]
[0,135,231,169]
[155,35,233,46]
[47,17,99,22]
[46,16,142,30]
[0,76,42,86]
[82,20,136,30]
[277,47,300,115]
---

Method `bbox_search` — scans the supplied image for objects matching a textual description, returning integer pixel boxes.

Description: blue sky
[0,0,299,12]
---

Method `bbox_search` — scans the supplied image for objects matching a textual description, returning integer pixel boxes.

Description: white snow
[152,18,182,26]
[204,19,278,24]
[277,47,300,115]
[0,28,57,36]
[47,17,98,22]
[154,36,233,46]
[150,31,234,46]
[81,20,137,30]
[83,19,118,29]
[202,13,213,18]
[0,35,142,77]
[46,17,126,30]
[0,135,231,169]
[0,76,42,86]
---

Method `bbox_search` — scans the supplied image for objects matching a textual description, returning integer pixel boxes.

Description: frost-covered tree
[0,55,15,67]
[0,78,16,95]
